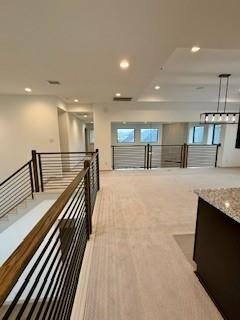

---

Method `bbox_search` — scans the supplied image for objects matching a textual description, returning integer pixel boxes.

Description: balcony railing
[112,144,220,169]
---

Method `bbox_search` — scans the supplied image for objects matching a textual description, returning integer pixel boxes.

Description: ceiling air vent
[48,80,61,85]
[113,97,132,101]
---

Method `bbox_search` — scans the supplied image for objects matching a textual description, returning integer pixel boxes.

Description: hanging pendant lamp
[200,74,239,124]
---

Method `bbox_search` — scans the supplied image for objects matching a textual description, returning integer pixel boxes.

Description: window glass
[140,128,159,143]
[213,125,221,144]
[117,129,135,143]
[193,126,204,143]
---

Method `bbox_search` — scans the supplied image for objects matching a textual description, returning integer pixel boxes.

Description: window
[117,128,135,143]
[140,128,159,143]
[193,126,204,143]
[212,124,221,144]
[89,129,94,144]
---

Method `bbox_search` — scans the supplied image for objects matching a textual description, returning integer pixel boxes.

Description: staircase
[0,192,60,234]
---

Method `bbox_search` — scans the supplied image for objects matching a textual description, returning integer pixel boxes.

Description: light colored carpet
[73,168,240,320]
[173,234,196,269]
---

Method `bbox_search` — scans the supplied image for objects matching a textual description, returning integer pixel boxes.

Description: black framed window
[193,126,204,143]
[236,122,240,148]
[212,124,221,144]
[140,128,159,143]
[117,128,135,143]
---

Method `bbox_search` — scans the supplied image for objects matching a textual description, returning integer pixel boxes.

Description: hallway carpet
[74,168,240,320]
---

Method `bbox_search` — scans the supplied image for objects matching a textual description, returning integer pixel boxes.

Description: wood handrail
[0,167,88,307]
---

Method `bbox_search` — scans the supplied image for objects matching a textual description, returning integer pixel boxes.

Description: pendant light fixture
[200,74,239,124]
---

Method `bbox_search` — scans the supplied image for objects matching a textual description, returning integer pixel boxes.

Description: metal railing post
[31,150,40,192]
[181,144,188,168]
[215,144,221,167]
[28,161,34,199]
[184,144,189,168]
[144,145,147,169]
[112,146,115,170]
[149,145,152,169]
[38,153,44,192]
[146,144,150,169]
[96,149,100,191]
[180,144,186,168]
[84,160,92,238]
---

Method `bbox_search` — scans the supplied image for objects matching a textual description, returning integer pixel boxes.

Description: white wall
[162,123,188,145]
[93,103,240,170]
[68,113,86,152]
[58,109,70,152]
[218,124,240,167]
[58,110,86,153]
[85,123,94,152]
[0,95,61,181]
[93,106,111,170]
[93,104,204,170]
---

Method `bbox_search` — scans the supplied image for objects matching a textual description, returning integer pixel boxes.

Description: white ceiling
[76,112,93,122]
[139,49,240,103]
[1,0,240,105]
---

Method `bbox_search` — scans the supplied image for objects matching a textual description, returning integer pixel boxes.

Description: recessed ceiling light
[120,59,130,69]
[90,121,94,124]
[191,46,200,53]
[74,99,79,102]
[155,85,160,90]
[25,87,32,92]
[122,121,126,124]
[83,114,88,118]
[115,93,121,97]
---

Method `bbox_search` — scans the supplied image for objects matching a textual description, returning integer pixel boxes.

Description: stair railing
[0,161,34,218]
[0,151,100,319]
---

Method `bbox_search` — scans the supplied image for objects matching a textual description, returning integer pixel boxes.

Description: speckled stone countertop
[195,188,240,223]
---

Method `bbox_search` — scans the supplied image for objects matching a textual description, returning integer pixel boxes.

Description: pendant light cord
[217,76,222,113]
[224,76,229,113]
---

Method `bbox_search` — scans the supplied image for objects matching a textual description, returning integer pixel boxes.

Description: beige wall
[0,95,61,181]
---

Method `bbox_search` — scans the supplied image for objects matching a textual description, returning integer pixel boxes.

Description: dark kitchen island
[194,188,240,320]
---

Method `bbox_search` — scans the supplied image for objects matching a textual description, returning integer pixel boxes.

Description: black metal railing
[0,153,100,320]
[35,152,93,191]
[0,150,98,219]
[149,145,183,169]
[112,145,147,169]
[112,144,220,170]
[88,153,99,213]
[0,161,34,218]
[187,144,219,168]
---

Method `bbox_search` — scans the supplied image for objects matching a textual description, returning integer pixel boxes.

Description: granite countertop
[195,188,240,223]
